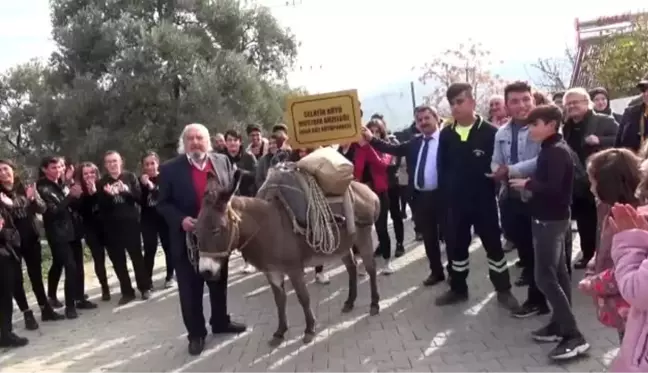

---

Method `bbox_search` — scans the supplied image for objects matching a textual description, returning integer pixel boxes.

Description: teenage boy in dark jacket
[509,104,589,361]
[221,129,257,197]
[435,82,517,310]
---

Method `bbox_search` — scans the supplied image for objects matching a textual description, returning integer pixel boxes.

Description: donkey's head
[196,169,242,280]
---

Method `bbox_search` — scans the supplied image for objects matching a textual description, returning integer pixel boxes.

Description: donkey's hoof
[268,336,284,347]
[369,305,380,316]
[302,333,315,344]
[341,303,354,313]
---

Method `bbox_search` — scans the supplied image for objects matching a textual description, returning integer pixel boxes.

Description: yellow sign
[284,89,362,148]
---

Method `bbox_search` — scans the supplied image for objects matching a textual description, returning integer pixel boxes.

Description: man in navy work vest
[435,83,519,310]
[363,105,447,286]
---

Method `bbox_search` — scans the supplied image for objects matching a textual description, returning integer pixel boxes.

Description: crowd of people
[0,151,175,347]
[353,76,648,371]
[2,73,648,372]
[324,77,647,369]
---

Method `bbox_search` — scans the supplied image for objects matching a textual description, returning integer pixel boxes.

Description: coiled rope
[303,172,340,254]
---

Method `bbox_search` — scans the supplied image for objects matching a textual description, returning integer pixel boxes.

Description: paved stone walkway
[0,218,620,372]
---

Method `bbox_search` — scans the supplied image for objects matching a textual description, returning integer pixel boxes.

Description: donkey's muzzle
[198,256,222,281]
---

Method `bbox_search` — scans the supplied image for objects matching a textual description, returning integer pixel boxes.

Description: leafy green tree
[583,16,648,98]
[1,0,300,169]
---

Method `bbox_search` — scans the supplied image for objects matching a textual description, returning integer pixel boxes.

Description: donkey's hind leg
[341,253,357,313]
[356,226,380,315]
[287,269,316,344]
[266,271,288,347]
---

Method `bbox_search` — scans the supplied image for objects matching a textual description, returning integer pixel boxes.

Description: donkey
[195,169,380,346]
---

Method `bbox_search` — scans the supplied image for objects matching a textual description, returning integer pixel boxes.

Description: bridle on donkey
[186,202,261,271]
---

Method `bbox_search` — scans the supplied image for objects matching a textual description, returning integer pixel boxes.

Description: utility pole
[409,81,417,112]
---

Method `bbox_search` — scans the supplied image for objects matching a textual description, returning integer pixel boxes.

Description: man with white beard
[157,123,246,356]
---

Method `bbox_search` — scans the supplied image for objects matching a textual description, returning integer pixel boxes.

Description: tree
[583,15,648,97]
[529,47,575,93]
[0,0,300,168]
[418,40,505,117]
[0,60,58,172]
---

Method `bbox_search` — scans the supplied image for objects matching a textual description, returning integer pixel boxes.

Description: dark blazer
[369,133,436,191]
[563,110,618,164]
[156,152,235,257]
[616,103,647,152]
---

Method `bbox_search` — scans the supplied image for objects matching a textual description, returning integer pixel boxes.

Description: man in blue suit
[157,123,246,356]
[363,105,447,286]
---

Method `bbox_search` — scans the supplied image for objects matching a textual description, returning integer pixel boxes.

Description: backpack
[563,143,590,199]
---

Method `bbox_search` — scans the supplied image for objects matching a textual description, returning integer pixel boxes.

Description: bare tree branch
[417,40,505,116]
[528,46,575,92]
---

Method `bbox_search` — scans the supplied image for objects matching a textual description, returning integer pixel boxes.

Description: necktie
[416,137,431,189]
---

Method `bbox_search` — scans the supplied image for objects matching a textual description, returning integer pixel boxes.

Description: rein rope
[303,173,340,254]
[186,231,200,271]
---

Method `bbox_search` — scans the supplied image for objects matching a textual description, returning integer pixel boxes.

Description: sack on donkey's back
[296,147,354,196]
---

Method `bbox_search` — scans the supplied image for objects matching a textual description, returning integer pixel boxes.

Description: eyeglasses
[564,99,588,107]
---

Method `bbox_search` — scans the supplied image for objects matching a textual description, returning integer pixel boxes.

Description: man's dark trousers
[412,190,445,277]
[447,197,511,294]
[175,247,230,340]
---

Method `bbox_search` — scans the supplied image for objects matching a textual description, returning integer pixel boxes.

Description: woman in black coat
[0,159,64,330]
[139,152,173,289]
[77,161,112,300]
[0,204,29,348]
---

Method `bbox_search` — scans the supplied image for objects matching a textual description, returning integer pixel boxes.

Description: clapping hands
[608,203,648,234]
[103,183,118,196]
[25,184,36,201]
[69,184,83,198]
[140,174,154,190]
[86,181,97,195]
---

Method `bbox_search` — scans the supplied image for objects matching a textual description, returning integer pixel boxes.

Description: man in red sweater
[157,123,246,356]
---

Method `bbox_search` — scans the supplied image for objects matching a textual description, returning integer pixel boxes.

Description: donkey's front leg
[357,228,380,315]
[341,254,357,313]
[266,272,288,347]
[287,269,316,344]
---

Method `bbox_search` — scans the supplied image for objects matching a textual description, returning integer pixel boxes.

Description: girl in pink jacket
[578,149,642,342]
[608,203,648,372]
